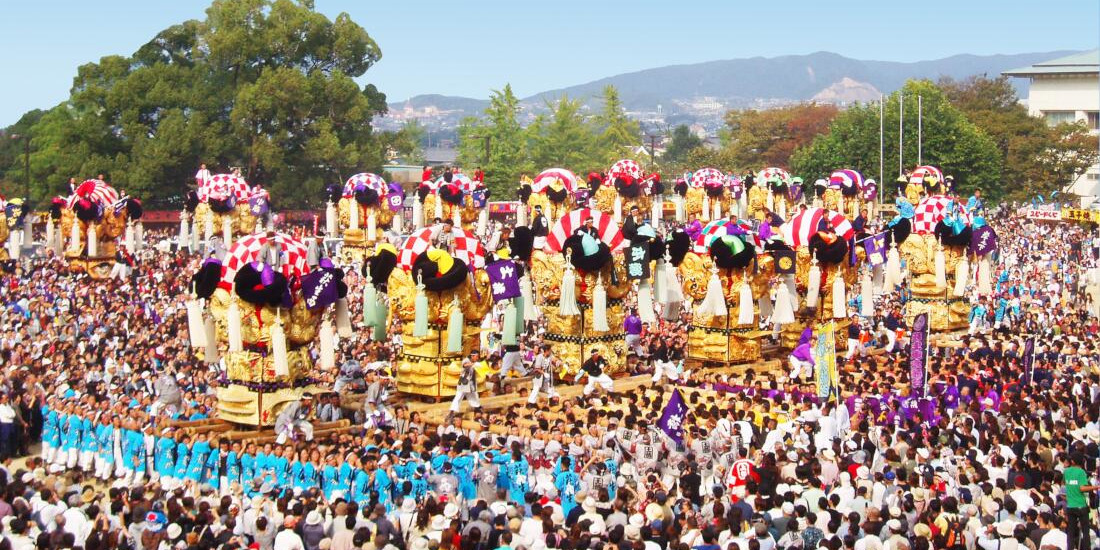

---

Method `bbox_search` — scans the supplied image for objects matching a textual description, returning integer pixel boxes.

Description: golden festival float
[324,173,404,264]
[516,168,579,227]
[675,168,738,222]
[0,197,30,261]
[592,159,663,225]
[823,169,878,222]
[188,232,350,426]
[528,209,633,375]
[889,177,991,331]
[181,173,273,252]
[414,172,488,233]
[58,179,143,278]
[673,218,778,366]
[378,224,493,398]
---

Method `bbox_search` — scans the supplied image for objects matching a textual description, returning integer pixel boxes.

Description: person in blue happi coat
[554,456,581,516]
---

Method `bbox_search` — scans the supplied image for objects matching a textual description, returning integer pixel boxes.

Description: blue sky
[1,0,1097,126]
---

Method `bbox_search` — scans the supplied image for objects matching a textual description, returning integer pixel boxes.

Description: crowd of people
[0,198,1095,550]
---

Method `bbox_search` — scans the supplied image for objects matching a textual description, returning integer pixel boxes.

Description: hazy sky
[1,0,1097,125]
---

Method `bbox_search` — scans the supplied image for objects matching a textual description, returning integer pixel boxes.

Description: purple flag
[864,233,886,266]
[970,226,998,257]
[387,183,406,212]
[472,188,488,208]
[300,268,341,310]
[248,195,269,217]
[574,188,590,206]
[658,388,688,445]
[485,260,521,302]
[788,184,803,203]
[909,313,929,397]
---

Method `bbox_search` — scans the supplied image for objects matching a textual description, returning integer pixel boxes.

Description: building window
[1043,111,1076,126]
[1088,111,1099,130]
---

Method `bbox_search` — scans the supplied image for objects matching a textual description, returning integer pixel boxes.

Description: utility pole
[647,134,658,164]
[482,135,492,165]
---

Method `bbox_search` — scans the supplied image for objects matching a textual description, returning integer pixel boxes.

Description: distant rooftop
[1003,50,1099,77]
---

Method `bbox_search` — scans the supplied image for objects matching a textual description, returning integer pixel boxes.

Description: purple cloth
[624,314,642,335]
[791,343,815,364]
[685,220,703,241]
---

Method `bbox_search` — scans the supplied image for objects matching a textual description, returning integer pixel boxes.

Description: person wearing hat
[274,393,315,444]
[528,344,560,405]
[622,205,644,241]
[579,349,613,396]
[448,351,483,421]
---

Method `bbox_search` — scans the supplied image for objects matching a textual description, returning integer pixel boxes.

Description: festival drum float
[183,173,273,249]
[61,179,143,278]
[388,224,493,398]
[593,160,661,224]
[417,172,485,231]
[823,169,876,223]
[777,207,862,348]
[675,222,777,367]
[680,168,734,222]
[326,173,404,264]
[898,194,979,331]
[528,209,633,375]
[522,168,578,227]
[190,232,350,426]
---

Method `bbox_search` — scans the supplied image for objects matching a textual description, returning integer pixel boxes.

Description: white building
[1004,50,1099,205]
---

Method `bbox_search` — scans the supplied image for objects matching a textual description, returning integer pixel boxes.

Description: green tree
[940,75,1098,201]
[527,96,600,171]
[721,104,838,169]
[594,85,641,166]
[661,125,704,169]
[9,0,389,207]
[792,80,1002,198]
[456,84,531,198]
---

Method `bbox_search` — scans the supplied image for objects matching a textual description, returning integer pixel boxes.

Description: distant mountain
[384,50,1081,130]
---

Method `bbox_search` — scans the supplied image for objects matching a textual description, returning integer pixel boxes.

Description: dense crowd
[0,204,1096,550]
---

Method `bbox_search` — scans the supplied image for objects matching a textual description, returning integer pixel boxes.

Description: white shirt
[1039,528,1067,549]
[0,403,15,423]
[273,529,306,550]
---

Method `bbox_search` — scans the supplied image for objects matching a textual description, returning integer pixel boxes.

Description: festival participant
[274,393,315,444]
[528,344,559,404]
[448,351,484,420]
[788,328,816,381]
[579,349,614,396]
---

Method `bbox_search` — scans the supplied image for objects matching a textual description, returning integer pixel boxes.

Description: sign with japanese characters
[626,242,651,280]
[485,260,521,302]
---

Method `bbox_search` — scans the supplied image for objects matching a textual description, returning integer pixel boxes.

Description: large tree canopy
[8,0,394,207]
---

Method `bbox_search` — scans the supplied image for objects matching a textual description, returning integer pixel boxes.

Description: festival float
[416,172,486,232]
[894,192,988,331]
[528,209,633,375]
[679,168,734,222]
[592,159,661,223]
[676,219,778,366]
[777,207,862,348]
[906,165,943,204]
[190,231,349,425]
[60,179,143,278]
[746,167,787,221]
[325,173,404,264]
[387,224,493,398]
[0,196,28,260]
[823,169,876,221]
[519,168,578,227]
[182,173,272,251]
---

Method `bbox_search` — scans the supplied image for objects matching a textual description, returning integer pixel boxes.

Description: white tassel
[69,219,81,253]
[413,199,423,229]
[758,294,773,323]
[413,277,429,337]
[713,199,722,220]
[885,243,901,288]
[934,244,947,289]
[806,257,822,308]
[651,198,662,226]
[832,271,847,319]
[593,275,609,332]
[8,232,19,260]
[349,200,359,230]
[664,258,684,303]
[222,216,233,248]
[737,280,755,326]
[125,221,135,251]
[392,206,403,234]
[319,318,335,370]
[613,195,623,224]
[191,221,200,252]
[953,256,970,297]
[366,211,376,242]
[675,196,685,222]
[559,263,581,316]
[446,295,464,353]
[433,195,443,220]
[860,269,873,316]
[203,316,219,364]
[696,267,728,318]
[326,201,337,236]
[477,208,489,237]
[227,293,243,352]
[772,283,796,324]
[520,275,538,321]
[837,195,845,218]
[87,225,98,257]
[517,203,527,227]
[45,217,55,253]
[136,222,144,250]
[452,203,462,228]
[271,313,289,377]
[501,300,518,346]
[978,257,993,295]
[702,195,711,221]
[266,216,274,232]
[335,297,353,338]
[777,198,787,220]
[638,280,657,324]
[654,258,667,304]
[204,215,214,244]
[254,219,263,235]
[766,190,775,211]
